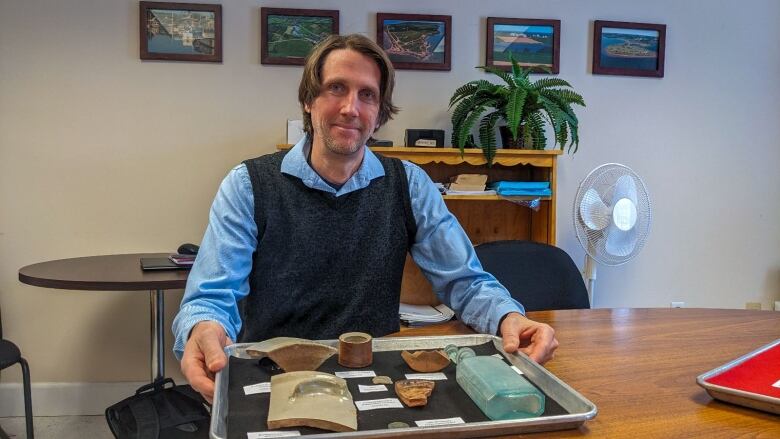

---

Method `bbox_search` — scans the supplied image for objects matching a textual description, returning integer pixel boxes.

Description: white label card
[405,372,448,380]
[773,379,780,389]
[415,417,465,427]
[243,382,271,395]
[354,398,404,411]
[247,431,301,438]
[335,370,376,379]
[511,365,524,375]
[358,384,388,393]
[415,138,437,147]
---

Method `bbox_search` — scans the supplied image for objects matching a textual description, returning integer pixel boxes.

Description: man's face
[305,49,381,156]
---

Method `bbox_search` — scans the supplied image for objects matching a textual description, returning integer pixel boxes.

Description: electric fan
[573,163,652,306]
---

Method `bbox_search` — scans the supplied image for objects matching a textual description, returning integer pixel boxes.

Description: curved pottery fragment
[268,371,357,432]
[373,376,393,385]
[395,379,436,407]
[401,349,451,372]
[246,337,337,372]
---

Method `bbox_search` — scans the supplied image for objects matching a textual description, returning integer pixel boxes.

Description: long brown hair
[298,34,399,136]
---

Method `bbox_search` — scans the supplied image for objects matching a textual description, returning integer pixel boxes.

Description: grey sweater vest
[239,151,417,342]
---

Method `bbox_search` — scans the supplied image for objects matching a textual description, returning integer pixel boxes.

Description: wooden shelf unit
[371,147,560,245]
[278,145,562,305]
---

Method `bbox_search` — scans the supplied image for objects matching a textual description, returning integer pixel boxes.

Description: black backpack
[105,378,210,439]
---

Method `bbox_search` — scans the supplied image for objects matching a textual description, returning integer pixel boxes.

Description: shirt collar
[280,135,385,195]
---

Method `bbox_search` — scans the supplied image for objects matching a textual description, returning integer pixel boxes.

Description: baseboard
[0,381,147,416]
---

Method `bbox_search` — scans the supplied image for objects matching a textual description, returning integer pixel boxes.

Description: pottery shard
[394,379,435,407]
[267,371,357,432]
[246,337,337,372]
[372,376,393,385]
[401,350,451,373]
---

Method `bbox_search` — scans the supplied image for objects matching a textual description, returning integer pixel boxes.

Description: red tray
[696,339,780,414]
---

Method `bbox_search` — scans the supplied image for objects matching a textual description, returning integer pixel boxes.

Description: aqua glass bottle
[444,344,545,420]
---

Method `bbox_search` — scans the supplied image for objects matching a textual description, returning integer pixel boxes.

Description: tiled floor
[0,416,112,439]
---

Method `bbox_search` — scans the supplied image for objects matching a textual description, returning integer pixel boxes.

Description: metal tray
[210,334,597,438]
[696,338,780,415]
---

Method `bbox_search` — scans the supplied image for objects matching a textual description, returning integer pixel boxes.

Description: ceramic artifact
[372,376,393,385]
[394,379,435,407]
[246,337,336,372]
[338,332,373,368]
[401,349,451,372]
[267,371,357,432]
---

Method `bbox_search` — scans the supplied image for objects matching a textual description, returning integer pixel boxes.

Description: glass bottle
[444,344,545,420]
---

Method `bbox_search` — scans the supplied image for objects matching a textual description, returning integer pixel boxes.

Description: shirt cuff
[487,300,526,336]
[172,306,236,361]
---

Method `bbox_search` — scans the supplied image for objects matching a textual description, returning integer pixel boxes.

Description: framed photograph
[261,8,339,66]
[592,20,666,77]
[376,13,451,71]
[140,2,222,62]
[486,17,560,74]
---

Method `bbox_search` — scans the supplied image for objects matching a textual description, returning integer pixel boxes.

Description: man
[172,34,558,403]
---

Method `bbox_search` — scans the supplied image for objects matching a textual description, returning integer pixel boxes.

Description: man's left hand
[499,312,558,364]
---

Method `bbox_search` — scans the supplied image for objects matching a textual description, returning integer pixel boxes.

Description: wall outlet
[775,301,780,311]
[671,301,685,308]
[745,302,762,310]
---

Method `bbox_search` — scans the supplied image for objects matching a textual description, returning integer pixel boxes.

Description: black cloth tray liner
[226,341,567,437]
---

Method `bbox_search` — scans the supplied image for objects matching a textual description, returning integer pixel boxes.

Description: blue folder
[490,181,552,197]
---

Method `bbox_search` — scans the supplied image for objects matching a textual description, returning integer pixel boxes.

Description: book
[447,173,488,192]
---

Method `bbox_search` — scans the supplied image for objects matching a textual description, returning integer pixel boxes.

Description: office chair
[0,314,33,439]
[475,240,590,311]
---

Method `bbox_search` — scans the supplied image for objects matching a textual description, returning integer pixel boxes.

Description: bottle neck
[444,344,476,364]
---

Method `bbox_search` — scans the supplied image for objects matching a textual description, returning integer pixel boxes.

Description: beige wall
[1,0,779,385]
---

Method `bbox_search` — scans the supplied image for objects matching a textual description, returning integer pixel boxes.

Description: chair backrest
[475,240,590,311]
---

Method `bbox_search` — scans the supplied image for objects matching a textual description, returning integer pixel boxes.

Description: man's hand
[180,321,232,403]
[499,312,558,364]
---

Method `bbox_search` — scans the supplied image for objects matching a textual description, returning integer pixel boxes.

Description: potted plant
[449,57,585,165]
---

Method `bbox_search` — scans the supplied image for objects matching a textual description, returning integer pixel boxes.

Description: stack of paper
[399,303,455,327]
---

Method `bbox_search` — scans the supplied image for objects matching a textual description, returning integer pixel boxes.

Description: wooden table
[18,253,189,383]
[397,308,780,437]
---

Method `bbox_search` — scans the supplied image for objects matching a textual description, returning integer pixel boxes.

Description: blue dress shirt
[172,137,524,359]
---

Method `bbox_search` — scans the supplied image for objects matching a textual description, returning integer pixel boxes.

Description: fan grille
[574,163,652,266]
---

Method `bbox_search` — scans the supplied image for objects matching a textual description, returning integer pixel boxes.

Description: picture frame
[261,7,339,66]
[140,2,222,62]
[376,13,451,71]
[592,20,666,77]
[486,17,560,74]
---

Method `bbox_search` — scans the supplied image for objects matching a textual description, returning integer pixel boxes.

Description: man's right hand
[181,321,232,403]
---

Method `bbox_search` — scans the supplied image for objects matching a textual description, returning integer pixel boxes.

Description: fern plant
[449,57,585,165]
